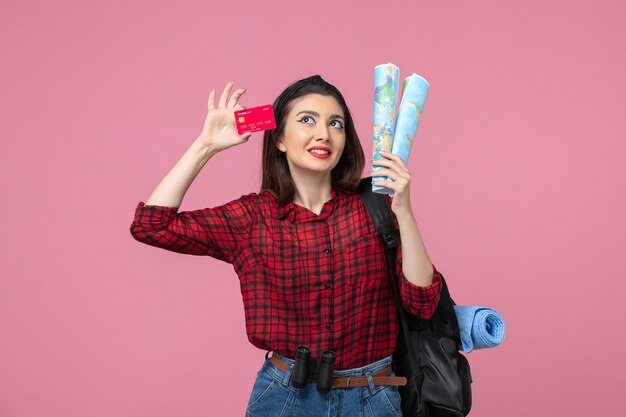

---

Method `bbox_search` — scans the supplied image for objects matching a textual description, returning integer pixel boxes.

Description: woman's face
[278,93,346,179]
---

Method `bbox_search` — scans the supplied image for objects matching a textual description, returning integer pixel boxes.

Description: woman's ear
[277,140,286,153]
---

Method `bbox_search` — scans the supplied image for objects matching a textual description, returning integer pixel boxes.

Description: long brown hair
[261,75,365,203]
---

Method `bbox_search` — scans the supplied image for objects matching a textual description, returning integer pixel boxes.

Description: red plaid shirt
[130,186,441,369]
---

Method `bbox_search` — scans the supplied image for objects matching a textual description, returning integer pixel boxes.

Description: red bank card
[235,104,276,135]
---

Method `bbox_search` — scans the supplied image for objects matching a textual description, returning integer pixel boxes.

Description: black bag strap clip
[380,220,400,251]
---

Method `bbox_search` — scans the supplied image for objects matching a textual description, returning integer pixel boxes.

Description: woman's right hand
[195,81,252,153]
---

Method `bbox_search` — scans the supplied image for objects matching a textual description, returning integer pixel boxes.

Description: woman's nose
[315,124,331,141]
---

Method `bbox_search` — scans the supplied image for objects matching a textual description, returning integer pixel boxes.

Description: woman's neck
[291,172,333,215]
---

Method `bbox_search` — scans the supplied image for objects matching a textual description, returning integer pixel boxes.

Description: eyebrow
[296,110,345,120]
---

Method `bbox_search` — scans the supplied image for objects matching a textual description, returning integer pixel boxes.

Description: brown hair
[261,75,365,203]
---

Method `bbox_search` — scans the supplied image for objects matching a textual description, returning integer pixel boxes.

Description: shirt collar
[276,186,348,222]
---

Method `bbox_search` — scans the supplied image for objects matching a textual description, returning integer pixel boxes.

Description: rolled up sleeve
[129,193,257,263]
[396,249,442,319]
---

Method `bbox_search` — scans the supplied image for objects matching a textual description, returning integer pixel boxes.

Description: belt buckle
[345,376,351,387]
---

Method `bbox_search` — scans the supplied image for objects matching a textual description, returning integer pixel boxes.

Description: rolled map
[372,63,400,194]
[453,305,506,353]
[391,74,430,167]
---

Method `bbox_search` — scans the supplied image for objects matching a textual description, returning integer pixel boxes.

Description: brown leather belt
[270,354,407,388]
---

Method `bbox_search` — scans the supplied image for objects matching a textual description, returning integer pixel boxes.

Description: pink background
[2,0,625,415]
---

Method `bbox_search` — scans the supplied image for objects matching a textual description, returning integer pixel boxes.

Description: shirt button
[325,324,332,330]
[325,282,332,289]
[323,248,331,254]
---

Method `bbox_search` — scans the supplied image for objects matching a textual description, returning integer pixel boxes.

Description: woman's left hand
[371,151,413,215]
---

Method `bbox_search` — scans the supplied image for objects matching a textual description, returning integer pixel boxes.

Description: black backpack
[358,177,472,416]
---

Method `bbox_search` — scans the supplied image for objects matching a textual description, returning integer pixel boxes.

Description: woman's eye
[299,116,314,124]
[330,120,344,128]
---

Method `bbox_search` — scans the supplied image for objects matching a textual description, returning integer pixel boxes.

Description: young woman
[130,75,442,416]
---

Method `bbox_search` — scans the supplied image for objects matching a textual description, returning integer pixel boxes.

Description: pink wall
[2,0,625,415]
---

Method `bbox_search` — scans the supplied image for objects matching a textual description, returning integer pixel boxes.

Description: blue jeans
[245,353,402,417]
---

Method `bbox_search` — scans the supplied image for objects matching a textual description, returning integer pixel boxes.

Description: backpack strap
[357,177,424,385]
